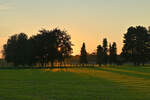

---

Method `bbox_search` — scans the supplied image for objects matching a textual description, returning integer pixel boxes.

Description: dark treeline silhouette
[121,26,150,66]
[3,33,29,66]
[109,42,117,65]
[77,26,150,66]
[96,38,117,66]
[80,42,88,64]
[97,45,103,66]
[3,28,73,67]
[2,25,150,67]
[96,26,150,66]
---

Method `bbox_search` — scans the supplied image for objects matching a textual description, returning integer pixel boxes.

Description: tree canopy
[109,42,117,65]
[80,42,88,64]
[97,45,103,66]
[3,33,28,66]
[3,28,73,67]
[3,25,150,67]
[122,26,150,66]
[102,38,108,65]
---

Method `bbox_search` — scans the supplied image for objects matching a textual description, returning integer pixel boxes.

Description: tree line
[3,28,73,67]
[80,38,117,66]
[2,26,150,67]
[80,26,150,66]
[122,26,150,66]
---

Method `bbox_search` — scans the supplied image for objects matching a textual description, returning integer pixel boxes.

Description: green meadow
[0,66,150,100]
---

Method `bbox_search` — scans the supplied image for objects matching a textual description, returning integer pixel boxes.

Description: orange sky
[0,0,150,58]
[0,24,127,58]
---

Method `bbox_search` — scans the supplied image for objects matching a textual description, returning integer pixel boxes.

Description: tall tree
[25,37,37,66]
[16,33,29,65]
[122,26,150,66]
[3,28,73,67]
[3,33,28,66]
[97,45,103,66]
[111,42,117,64]
[80,42,88,64]
[102,38,108,65]
[108,43,113,65]
[3,34,18,65]
[30,28,73,67]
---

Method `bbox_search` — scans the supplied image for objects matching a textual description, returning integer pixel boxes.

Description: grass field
[0,66,150,100]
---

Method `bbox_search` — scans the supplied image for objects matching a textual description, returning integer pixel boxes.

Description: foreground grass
[0,66,150,100]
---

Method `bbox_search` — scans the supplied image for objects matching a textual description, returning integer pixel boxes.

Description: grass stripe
[96,67,150,79]
[48,68,150,92]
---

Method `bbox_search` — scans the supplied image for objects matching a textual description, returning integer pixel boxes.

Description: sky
[0,0,150,57]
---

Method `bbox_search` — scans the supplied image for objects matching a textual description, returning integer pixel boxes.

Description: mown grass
[107,64,150,73]
[0,66,150,100]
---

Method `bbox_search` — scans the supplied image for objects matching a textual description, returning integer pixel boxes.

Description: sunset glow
[0,0,150,58]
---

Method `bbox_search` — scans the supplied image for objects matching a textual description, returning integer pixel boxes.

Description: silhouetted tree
[102,38,108,65]
[108,43,113,65]
[122,26,150,66]
[80,42,88,64]
[111,42,117,64]
[25,37,38,66]
[109,42,117,65]
[16,33,29,65]
[3,33,28,66]
[3,34,17,65]
[3,28,73,67]
[97,45,103,66]
[30,28,73,67]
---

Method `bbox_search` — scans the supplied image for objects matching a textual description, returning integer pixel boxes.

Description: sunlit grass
[1,66,150,100]
[101,67,150,76]
[42,68,150,92]
[0,69,130,100]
